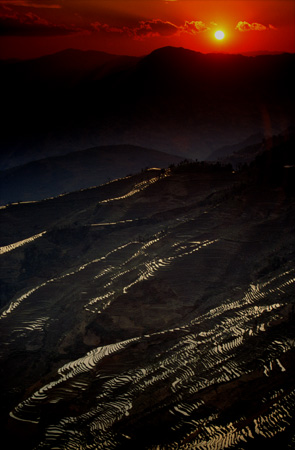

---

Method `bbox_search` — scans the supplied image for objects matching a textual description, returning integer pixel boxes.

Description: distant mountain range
[1,46,294,171]
[207,126,294,167]
[207,132,264,164]
[241,50,292,56]
[2,128,294,205]
[0,48,139,88]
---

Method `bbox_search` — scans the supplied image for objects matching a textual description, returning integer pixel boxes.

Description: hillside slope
[0,140,294,449]
[0,144,182,204]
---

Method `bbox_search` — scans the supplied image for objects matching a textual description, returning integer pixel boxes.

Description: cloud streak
[91,19,210,39]
[0,1,61,8]
[0,10,79,36]
[235,21,276,32]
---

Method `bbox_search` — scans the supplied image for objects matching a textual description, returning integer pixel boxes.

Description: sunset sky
[0,0,294,59]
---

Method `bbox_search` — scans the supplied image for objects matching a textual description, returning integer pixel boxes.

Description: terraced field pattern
[0,161,294,449]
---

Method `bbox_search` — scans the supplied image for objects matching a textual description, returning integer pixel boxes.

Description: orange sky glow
[0,0,294,59]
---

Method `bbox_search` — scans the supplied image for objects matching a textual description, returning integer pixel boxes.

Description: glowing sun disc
[215,30,225,40]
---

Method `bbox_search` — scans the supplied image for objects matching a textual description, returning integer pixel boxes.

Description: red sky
[0,0,294,59]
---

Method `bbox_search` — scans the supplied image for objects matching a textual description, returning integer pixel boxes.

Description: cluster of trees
[169,129,295,195]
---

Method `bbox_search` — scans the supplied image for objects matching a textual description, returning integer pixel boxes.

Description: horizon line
[0,45,293,62]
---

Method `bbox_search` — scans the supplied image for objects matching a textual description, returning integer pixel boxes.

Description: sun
[215,30,225,40]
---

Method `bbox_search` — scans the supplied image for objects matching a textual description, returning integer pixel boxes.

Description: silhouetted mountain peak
[138,46,203,74]
[140,45,295,73]
[2,48,140,87]
[144,45,202,60]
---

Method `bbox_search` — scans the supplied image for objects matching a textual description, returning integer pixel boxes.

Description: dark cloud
[0,1,61,8]
[0,5,211,40]
[0,10,79,36]
[91,19,210,39]
[91,19,179,39]
[134,19,179,38]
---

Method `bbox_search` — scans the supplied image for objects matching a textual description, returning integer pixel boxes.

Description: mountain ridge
[1,46,294,170]
[0,144,183,204]
[1,45,292,64]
